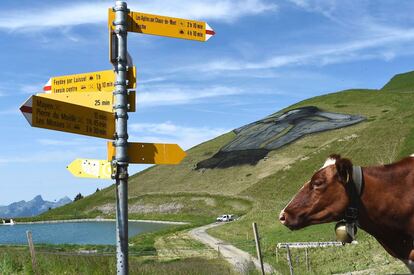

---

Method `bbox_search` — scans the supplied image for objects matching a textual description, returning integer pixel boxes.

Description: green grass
[382,70,414,91]
[30,193,252,225]
[16,72,414,274]
[0,247,238,275]
[208,88,414,274]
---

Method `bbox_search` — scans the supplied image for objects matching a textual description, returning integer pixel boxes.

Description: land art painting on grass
[197,106,365,169]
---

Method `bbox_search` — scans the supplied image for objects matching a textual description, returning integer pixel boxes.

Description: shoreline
[12,218,189,225]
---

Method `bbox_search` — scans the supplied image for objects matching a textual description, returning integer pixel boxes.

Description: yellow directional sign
[109,10,215,42]
[107,142,186,164]
[67,159,113,179]
[20,95,115,140]
[43,67,136,93]
[37,91,136,113]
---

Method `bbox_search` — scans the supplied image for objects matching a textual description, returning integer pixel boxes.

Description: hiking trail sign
[107,142,186,164]
[37,90,136,113]
[20,95,115,139]
[20,2,214,274]
[108,9,215,42]
[43,67,136,93]
[67,159,113,179]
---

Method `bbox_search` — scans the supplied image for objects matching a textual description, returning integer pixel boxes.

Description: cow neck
[345,166,364,225]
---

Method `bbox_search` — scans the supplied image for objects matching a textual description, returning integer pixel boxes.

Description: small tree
[96,188,100,193]
[74,193,84,202]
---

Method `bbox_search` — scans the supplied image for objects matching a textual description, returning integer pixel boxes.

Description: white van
[216,214,234,222]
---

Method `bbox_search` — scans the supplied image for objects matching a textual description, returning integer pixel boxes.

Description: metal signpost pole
[113,1,129,274]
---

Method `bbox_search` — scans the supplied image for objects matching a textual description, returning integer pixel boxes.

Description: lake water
[0,221,172,245]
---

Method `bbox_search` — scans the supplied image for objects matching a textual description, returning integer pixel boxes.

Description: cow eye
[312,180,323,187]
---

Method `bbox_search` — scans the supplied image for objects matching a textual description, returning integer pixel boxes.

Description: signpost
[37,90,136,112]
[20,1,214,274]
[107,142,186,164]
[112,2,129,274]
[43,67,136,93]
[67,159,112,179]
[20,95,115,139]
[108,10,215,42]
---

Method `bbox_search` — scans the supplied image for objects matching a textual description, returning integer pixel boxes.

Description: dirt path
[189,223,277,274]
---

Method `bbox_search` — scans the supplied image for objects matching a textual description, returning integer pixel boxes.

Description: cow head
[279,154,352,230]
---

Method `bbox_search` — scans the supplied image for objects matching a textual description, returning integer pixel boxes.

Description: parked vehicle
[216,214,234,222]
[2,219,15,225]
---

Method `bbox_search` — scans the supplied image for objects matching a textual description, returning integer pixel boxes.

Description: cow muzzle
[279,210,303,230]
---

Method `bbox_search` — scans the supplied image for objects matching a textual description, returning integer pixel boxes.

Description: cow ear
[335,158,353,184]
[329,154,341,161]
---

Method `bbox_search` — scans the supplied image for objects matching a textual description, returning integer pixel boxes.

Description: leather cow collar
[345,165,364,225]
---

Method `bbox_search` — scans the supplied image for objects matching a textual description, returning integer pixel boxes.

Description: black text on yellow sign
[108,10,215,42]
[44,67,136,94]
[20,95,115,140]
[37,91,136,113]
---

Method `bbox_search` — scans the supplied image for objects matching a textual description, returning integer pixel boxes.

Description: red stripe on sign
[20,106,32,114]
[206,30,215,36]
[43,86,51,91]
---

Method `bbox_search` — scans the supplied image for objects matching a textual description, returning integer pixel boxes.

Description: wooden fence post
[286,245,294,275]
[275,246,279,263]
[252,223,265,275]
[305,247,310,272]
[26,230,38,274]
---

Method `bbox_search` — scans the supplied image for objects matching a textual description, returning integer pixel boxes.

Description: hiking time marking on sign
[109,9,215,42]
[20,95,115,139]
[43,67,136,93]
[37,90,136,113]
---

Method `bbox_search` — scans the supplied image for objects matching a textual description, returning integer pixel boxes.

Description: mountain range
[0,195,72,218]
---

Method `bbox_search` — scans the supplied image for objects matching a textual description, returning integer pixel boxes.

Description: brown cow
[279,154,414,272]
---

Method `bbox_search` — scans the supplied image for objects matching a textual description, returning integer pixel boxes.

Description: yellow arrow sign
[107,142,186,164]
[43,67,136,93]
[37,90,136,113]
[67,159,113,179]
[20,95,115,140]
[109,10,215,42]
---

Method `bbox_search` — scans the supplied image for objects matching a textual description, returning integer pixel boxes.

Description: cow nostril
[279,211,287,223]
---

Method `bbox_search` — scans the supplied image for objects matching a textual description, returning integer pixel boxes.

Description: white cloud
[139,77,167,84]
[138,85,243,107]
[0,107,19,115]
[19,83,45,94]
[0,144,105,164]
[0,0,277,32]
[177,26,414,73]
[129,122,229,149]
[0,150,79,164]
[36,138,93,147]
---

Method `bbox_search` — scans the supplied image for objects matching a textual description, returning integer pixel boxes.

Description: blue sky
[1,0,414,205]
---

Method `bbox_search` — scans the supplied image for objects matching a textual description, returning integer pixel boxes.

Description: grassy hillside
[382,70,414,91]
[38,72,414,274]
